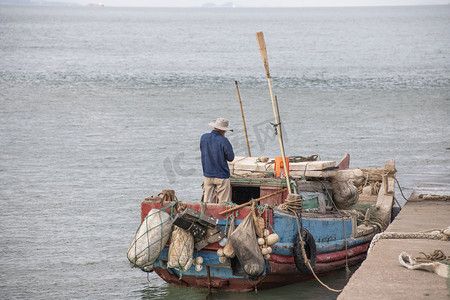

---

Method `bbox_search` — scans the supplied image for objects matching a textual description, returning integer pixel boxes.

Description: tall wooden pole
[235,80,252,157]
[256,31,292,194]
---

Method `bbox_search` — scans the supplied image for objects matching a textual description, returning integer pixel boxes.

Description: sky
[37,0,450,7]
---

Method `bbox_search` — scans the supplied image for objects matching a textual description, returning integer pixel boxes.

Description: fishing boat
[127,32,398,292]
[128,154,396,292]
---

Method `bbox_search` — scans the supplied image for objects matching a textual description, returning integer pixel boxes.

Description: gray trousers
[203,177,231,203]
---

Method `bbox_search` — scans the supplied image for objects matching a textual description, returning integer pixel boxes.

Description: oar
[235,80,252,157]
[256,31,292,194]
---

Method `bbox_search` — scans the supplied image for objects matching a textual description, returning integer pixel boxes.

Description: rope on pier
[415,250,450,263]
[399,250,450,278]
[368,226,450,254]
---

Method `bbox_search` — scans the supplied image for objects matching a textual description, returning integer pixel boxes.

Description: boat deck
[338,186,450,300]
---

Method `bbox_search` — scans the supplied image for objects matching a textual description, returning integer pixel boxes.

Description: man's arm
[223,139,235,162]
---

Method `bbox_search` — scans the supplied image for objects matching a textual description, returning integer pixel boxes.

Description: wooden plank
[289,160,336,171]
[374,175,395,229]
[289,169,337,178]
[358,195,378,203]
[352,224,377,238]
[296,180,333,193]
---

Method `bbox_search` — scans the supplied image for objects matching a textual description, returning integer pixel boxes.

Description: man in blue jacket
[200,117,235,203]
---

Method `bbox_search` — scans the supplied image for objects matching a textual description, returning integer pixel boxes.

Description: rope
[393,197,401,208]
[277,194,302,211]
[394,177,409,202]
[276,195,343,293]
[293,212,343,293]
[257,204,269,217]
[224,214,229,235]
[368,227,450,254]
[157,190,178,203]
[289,155,319,163]
[415,250,450,263]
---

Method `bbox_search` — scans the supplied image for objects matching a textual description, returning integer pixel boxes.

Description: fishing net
[127,208,173,271]
[167,226,194,272]
[230,214,265,278]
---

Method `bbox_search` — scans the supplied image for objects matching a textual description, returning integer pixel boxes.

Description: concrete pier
[339,189,450,300]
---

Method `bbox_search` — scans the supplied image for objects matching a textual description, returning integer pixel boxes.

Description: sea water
[0,5,449,299]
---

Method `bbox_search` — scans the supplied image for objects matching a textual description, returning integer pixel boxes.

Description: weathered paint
[150,251,366,291]
[268,253,365,275]
[271,242,369,264]
[272,208,369,255]
[153,248,261,279]
[141,199,271,223]
[151,250,367,292]
[153,267,263,291]
[140,198,374,291]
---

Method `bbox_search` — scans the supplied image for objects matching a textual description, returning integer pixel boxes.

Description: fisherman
[200,117,235,203]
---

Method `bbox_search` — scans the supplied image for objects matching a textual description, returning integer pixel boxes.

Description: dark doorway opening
[231,186,260,205]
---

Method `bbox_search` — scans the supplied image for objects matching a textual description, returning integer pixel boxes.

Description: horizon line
[2,2,450,8]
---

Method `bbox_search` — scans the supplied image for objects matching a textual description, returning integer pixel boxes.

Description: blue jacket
[200,130,235,179]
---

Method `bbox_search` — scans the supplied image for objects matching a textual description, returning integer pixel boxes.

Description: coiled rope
[277,194,302,211]
[415,250,450,263]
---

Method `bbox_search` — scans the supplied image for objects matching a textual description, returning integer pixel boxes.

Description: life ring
[293,228,317,273]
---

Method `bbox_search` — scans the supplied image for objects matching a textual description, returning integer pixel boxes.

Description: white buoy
[266,233,279,246]
[218,237,227,247]
[196,256,204,265]
[258,237,265,245]
[195,264,203,272]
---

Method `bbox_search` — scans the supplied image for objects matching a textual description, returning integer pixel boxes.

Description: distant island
[88,2,104,7]
[0,0,238,7]
[0,0,104,6]
[0,0,81,6]
[202,2,238,8]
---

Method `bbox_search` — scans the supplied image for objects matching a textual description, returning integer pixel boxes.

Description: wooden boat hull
[141,199,374,291]
[151,246,367,291]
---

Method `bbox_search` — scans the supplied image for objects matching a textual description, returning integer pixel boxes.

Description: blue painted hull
[148,203,373,291]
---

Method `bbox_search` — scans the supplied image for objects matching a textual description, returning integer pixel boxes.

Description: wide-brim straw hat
[208,117,233,132]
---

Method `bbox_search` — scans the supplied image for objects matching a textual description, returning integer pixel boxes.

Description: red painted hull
[271,243,369,264]
[153,252,365,292]
[141,198,370,291]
